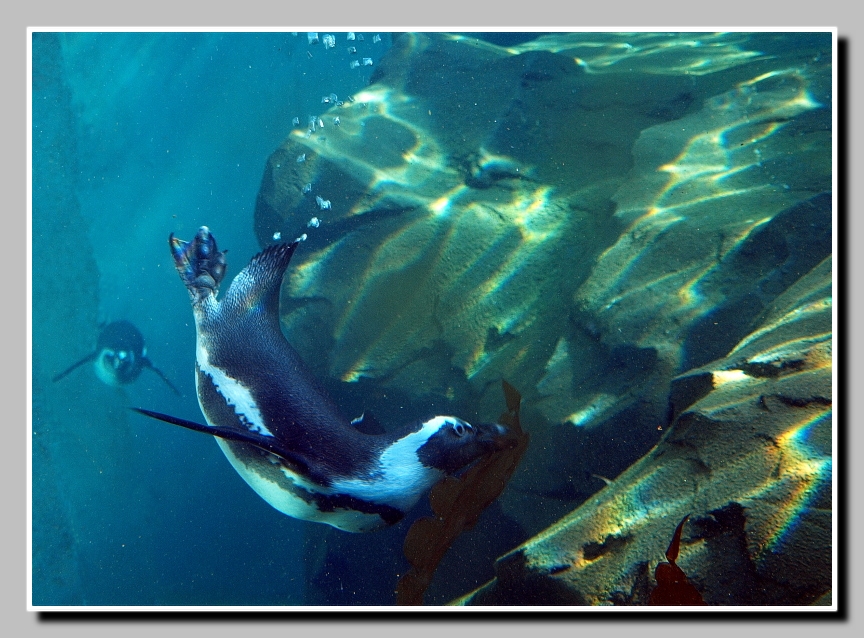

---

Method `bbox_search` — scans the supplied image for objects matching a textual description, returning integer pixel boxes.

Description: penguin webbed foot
[169,226,227,301]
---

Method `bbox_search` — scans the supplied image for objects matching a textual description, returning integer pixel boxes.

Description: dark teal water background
[32,31,391,606]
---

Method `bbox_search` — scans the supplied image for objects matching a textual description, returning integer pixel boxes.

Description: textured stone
[251,33,833,604]
[458,257,832,606]
[256,33,830,438]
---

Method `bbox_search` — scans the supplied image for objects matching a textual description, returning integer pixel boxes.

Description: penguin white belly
[215,439,388,533]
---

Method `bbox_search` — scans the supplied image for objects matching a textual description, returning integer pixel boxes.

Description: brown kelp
[396,381,530,605]
[648,514,706,605]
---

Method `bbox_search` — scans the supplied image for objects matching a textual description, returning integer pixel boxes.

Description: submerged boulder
[457,256,832,605]
[256,32,829,430]
[251,32,832,603]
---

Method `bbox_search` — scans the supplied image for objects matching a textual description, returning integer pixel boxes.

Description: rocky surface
[457,256,832,605]
[31,32,160,604]
[251,32,832,605]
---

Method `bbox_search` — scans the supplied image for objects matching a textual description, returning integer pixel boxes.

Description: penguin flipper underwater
[51,352,98,383]
[131,407,310,475]
[142,359,182,396]
[135,226,511,533]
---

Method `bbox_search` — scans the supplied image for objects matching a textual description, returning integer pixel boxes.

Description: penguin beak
[476,422,515,451]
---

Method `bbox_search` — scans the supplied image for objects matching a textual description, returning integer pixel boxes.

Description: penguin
[133,226,511,532]
[53,320,180,396]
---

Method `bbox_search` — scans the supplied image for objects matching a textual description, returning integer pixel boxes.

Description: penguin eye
[452,421,472,437]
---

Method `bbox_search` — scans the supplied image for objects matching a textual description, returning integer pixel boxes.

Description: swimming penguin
[134,226,510,532]
[53,320,181,396]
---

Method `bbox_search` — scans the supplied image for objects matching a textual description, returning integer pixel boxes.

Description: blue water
[32,30,391,606]
[31,30,833,607]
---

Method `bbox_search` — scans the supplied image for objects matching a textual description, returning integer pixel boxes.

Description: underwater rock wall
[256,31,830,428]
[31,32,160,605]
[256,33,685,419]
[31,31,94,605]
[458,256,832,605]
[252,32,831,604]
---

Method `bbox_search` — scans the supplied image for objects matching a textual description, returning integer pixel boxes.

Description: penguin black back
[192,239,383,480]
[136,226,510,532]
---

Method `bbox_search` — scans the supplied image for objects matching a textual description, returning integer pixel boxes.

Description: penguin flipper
[143,359,182,396]
[350,411,386,435]
[131,408,310,474]
[52,352,97,383]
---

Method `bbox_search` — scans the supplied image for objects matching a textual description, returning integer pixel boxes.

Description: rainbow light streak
[590,214,686,301]
[675,262,719,310]
[289,240,344,296]
[495,301,533,335]
[477,244,533,299]
[341,367,368,383]
[463,344,490,380]
[440,230,517,296]
[465,340,532,381]
[617,470,683,531]
[428,184,471,218]
[462,304,534,379]
[677,280,706,309]
[508,186,554,230]
[719,120,785,150]
[601,267,703,317]
[763,409,832,553]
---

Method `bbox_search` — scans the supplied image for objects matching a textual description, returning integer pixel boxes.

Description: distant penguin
[53,320,181,396]
[134,226,511,532]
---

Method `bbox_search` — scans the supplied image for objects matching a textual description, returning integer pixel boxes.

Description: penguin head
[336,416,512,518]
[92,320,147,386]
[94,348,139,386]
[415,416,510,475]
